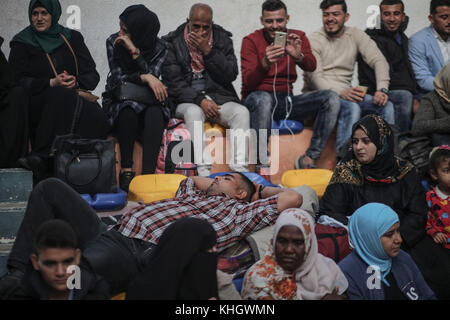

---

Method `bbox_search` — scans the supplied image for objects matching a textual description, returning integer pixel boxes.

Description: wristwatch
[380,88,389,95]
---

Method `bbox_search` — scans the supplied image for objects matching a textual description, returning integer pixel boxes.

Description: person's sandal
[294,154,317,169]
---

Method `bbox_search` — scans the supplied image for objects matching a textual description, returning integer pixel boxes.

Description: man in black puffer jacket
[357,0,419,133]
[162,3,250,176]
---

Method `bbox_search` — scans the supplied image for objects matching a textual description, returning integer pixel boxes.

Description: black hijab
[114,5,160,73]
[125,218,218,300]
[330,115,413,186]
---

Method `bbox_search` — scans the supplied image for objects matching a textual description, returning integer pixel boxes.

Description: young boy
[4,219,110,300]
[426,145,450,250]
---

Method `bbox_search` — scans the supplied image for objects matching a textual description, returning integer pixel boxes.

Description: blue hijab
[349,203,399,286]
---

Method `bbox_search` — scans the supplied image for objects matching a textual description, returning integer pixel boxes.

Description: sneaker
[294,155,316,169]
[119,171,135,193]
[0,269,25,299]
[197,165,212,177]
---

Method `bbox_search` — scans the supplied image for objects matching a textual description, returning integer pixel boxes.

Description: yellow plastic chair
[204,121,226,137]
[127,174,187,202]
[111,292,126,300]
[281,169,333,199]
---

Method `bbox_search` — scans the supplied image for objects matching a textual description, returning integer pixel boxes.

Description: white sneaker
[197,165,212,177]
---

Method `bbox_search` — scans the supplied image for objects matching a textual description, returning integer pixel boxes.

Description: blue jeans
[339,95,395,148]
[388,90,413,132]
[244,90,340,161]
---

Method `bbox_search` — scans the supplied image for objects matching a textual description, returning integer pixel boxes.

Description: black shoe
[0,269,25,299]
[18,155,46,172]
[119,171,135,193]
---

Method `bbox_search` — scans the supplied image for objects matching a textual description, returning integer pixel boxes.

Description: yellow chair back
[281,169,333,199]
[127,174,187,202]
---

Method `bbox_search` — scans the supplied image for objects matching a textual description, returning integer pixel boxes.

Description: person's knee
[178,104,205,123]
[229,104,250,127]
[244,91,272,113]
[33,177,67,194]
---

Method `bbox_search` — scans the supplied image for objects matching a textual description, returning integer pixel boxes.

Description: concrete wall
[1,0,430,99]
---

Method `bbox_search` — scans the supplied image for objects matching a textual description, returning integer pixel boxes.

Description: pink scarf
[184,24,213,73]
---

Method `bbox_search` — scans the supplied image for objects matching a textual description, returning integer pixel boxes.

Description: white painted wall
[1,0,430,99]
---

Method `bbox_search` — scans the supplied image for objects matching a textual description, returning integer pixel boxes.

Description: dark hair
[380,0,405,12]
[33,220,78,254]
[429,147,450,173]
[262,0,287,15]
[233,172,257,202]
[320,0,347,13]
[430,0,450,15]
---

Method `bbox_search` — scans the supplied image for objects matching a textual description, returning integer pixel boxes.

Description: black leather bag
[112,81,157,105]
[52,95,117,195]
[54,137,117,195]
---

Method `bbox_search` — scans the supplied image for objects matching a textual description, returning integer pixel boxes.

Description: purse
[46,33,99,103]
[111,80,158,105]
[52,95,117,195]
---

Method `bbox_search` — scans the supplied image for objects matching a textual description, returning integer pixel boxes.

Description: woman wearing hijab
[412,63,450,146]
[8,0,109,182]
[319,114,450,299]
[241,208,348,300]
[339,203,436,300]
[104,5,169,192]
[125,217,218,300]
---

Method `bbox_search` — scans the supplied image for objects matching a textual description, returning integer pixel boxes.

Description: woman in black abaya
[8,0,109,181]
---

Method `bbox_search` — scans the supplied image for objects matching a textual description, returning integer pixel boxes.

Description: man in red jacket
[241,0,341,169]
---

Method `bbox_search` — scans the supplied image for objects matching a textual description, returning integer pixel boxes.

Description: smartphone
[274,31,287,48]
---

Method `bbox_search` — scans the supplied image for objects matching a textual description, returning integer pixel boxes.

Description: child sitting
[426,145,450,250]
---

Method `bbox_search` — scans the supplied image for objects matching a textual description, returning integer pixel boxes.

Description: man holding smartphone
[241,0,342,170]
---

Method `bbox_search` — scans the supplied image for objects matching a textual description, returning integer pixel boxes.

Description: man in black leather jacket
[162,3,250,176]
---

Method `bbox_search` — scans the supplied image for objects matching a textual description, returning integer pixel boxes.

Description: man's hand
[200,98,221,120]
[262,44,285,69]
[140,73,168,102]
[339,87,365,103]
[433,232,448,245]
[187,31,212,55]
[373,91,388,106]
[286,33,303,62]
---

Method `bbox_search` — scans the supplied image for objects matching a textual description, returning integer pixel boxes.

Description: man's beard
[325,23,344,37]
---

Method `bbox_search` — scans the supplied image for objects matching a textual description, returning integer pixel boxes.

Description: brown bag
[46,33,99,103]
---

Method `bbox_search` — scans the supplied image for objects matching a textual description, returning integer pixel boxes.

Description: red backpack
[155,119,197,176]
[315,223,352,263]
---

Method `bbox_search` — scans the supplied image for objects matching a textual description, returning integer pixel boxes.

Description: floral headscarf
[241,208,348,300]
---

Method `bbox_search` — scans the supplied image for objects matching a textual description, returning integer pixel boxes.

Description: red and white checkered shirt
[118,178,279,251]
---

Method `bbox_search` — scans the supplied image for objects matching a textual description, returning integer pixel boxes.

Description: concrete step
[0,202,26,243]
[0,168,32,202]
[0,244,13,277]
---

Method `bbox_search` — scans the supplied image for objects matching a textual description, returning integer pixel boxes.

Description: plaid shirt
[118,178,279,251]
[105,33,169,124]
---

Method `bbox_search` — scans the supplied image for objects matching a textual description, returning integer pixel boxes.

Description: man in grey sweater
[302,0,395,162]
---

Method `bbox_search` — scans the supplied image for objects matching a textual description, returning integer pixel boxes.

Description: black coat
[9,29,100,95]
[0,37,28,167]
[6,265,110,300]
[358,28,418,95]
[319,169,427,249]
[162,23,239,113]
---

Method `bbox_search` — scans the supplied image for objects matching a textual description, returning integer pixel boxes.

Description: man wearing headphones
[241,0,341,170]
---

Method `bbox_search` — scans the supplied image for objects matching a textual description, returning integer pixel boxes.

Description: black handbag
[52,95,117,195]
[112,81,157,105]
